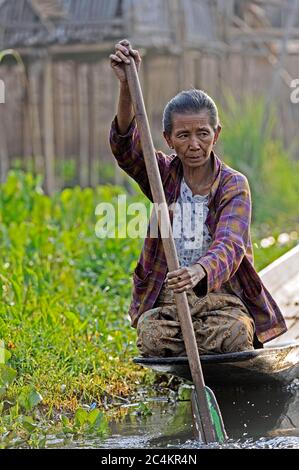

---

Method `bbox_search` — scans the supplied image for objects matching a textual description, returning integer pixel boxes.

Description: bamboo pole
[125,58,217,444]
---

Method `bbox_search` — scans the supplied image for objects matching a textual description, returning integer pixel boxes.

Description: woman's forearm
[117,82,135,135]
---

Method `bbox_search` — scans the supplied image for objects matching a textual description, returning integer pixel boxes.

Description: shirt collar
[208,151,222,206]
[170,150,222,206]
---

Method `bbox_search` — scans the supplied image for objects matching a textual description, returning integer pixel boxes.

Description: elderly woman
[109,40,287,357]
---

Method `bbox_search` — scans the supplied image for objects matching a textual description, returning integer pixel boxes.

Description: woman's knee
[221,314,254,353]
[136,310,184,357]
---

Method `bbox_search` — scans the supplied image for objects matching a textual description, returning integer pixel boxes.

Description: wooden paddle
[125,54,227,443]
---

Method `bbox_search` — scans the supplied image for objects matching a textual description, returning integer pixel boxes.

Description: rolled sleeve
[109,116,139,164]
[109,115,174,201]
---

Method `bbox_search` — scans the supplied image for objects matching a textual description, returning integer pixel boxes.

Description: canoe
[134,245,299,387]
[134,343,299,386]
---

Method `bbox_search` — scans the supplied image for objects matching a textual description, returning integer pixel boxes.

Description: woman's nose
[189,136,201,149]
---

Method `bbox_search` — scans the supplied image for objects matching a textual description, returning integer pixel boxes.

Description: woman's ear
[213,124,222,145]
[163,131,173,149]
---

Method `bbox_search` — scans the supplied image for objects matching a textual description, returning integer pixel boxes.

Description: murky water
[47,381,299,449]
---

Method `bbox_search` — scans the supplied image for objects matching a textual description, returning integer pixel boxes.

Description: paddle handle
[125,58,216,443]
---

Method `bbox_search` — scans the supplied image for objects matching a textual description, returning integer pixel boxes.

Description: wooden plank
[178,50,196,90]
[43,57,55,195]
[97,59,119,163]
[14,66,26,167]
[54,60,76,186]
[77,63,89,187]
[28,62,43,175]
[63,62,74,171]
[260,245,299,346]
[250,0,288,5]
[219,53,244,100]
[90,63,98,187]
[146,55,180,152]
[199,54,219,100]
[229,27,299,40]
[54,62,65,166]
[22,65,33,165]
[0,106,9,183]
[66,60,77,178]
[259,245,299,294]
[72,62,80,186]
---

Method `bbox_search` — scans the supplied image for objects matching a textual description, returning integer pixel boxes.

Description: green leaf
[178,384,193,401]
[61,415,69,427]
[4,349,12,362]
[137,402,152,417]
[18,385,43,412]
[0,365,17,387]
[22,416,38,432]
[88,408,101,425]
[74,408,89,427]
[38,436,47,448]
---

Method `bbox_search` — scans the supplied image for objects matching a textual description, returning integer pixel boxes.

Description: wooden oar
[125,55,227,443]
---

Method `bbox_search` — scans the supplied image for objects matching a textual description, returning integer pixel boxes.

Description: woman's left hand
[166,264,206,293]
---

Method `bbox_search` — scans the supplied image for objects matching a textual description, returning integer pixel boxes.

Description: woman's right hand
[109,39,142,84]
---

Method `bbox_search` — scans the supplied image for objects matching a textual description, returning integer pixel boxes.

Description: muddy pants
[137,283,255,357]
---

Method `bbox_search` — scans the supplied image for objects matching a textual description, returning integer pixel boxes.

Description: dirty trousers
[137,284,255,357]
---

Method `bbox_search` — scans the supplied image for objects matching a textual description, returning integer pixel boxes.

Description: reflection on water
[48,382,299,449]
[210,384,299,440]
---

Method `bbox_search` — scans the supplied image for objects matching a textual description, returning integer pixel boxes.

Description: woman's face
[164,111,221,169]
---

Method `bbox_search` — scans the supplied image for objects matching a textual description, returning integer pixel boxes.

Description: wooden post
[0,111,9,184]
[91,63,100,188]
[72,62,80,185]
[77,64,89,188]
[55,62,66,177]
[0,65,8,182]
[23,65,33,166]
[29,62,43,176]
[43,56,55,195]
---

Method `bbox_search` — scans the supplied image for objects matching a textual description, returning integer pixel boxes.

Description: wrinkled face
[164,111,221,169]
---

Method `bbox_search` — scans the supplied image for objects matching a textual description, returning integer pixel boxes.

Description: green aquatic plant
[0,169,298,447]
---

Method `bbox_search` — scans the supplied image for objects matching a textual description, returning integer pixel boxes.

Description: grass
[0,171,155,447]
[0,170,298,448]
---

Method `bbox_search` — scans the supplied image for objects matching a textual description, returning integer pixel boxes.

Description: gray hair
[162,89,219,136]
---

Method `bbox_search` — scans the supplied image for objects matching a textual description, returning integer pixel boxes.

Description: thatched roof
[0,0,221,50]
[0,0,125,47]
[0,0,296,52]
[29,0,66,20]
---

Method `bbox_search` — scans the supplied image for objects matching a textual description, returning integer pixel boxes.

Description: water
[47,381,299,449]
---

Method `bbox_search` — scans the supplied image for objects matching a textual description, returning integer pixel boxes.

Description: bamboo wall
[0,48,298,193]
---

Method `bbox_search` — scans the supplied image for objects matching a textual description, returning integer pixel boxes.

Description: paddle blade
[191,388,228,443]
[205,386,228,442]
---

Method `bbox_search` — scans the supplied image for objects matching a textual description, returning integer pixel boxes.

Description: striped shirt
[109,117,287,344]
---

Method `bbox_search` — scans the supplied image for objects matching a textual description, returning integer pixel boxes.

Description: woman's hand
[166,264,206,293]
[109,39,142,84]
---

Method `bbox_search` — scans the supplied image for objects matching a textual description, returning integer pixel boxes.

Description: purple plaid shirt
[109,117,287,344]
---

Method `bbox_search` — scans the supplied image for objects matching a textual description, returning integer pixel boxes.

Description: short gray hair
[163,89,219,136]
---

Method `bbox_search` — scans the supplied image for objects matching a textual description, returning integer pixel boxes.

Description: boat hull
[134,342,299,386]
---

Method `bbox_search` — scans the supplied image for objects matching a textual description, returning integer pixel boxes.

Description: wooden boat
[134,245,299,387]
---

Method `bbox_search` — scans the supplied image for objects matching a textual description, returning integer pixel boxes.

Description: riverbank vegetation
[1,98,298,447]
